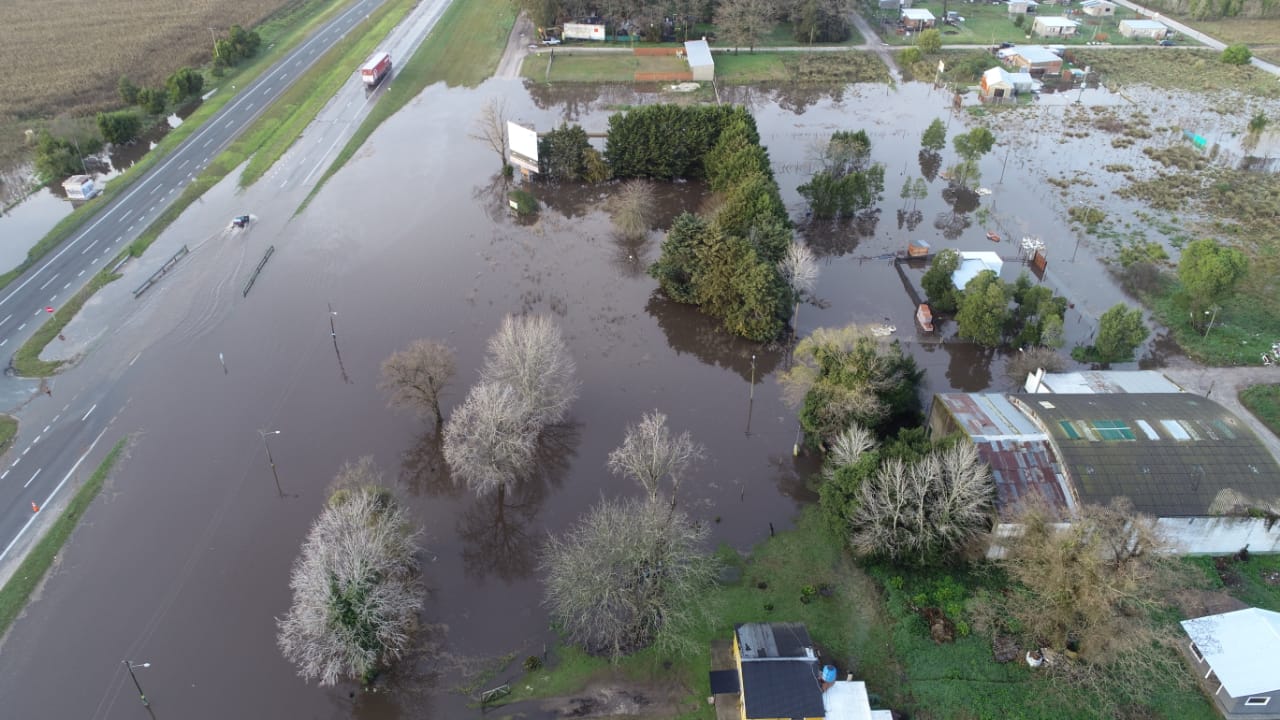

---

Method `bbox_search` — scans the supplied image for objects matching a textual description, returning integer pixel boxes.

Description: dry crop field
[0,0,299,122]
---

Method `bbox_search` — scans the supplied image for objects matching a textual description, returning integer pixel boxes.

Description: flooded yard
[0,71,1273,719]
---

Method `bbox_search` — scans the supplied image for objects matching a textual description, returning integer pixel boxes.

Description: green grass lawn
[1073,47,1280,96]
[521,53,689,82]
[715,53,792,82]
[0,415,16,456]
[1240,385,1280,438]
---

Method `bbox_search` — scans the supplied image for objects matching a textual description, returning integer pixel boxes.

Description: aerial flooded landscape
[0,0,1279,718]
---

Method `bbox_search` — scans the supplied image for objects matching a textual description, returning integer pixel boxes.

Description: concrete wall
[1158,516,1280,555]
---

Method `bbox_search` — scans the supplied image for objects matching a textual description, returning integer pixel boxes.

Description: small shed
[1118,18,1170,38]
[1008,45,1064,75]
[901,7,936,29]
[880,0,912,8]
[61,174,97,200]
[683,39,714,81]
[1181,608,1280,719]
[980,67,1035,99]
[1006,0,1038,14]
[1080,0,1116,16]
[1032,16,1079,36]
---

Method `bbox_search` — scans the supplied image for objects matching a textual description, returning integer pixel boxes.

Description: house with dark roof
[711,622,892,720]
[1181,608,1280,719]
[928,386,1280,555]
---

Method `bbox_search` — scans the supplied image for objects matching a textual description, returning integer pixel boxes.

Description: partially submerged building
[1006,45,1064,75]
[683,39,714,81]
[980,66,1034,101]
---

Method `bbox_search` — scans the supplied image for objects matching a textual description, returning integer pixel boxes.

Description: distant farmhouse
[928,371,1280,556]
[1032,15,1080,37]
[1080,0,1116,16]
[1007,0,1038,14]
[1119,18,1171,38]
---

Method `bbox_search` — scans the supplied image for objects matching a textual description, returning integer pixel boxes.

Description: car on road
[542,37,561,45]
[231,215,251,229]
[1159,39,1175,46]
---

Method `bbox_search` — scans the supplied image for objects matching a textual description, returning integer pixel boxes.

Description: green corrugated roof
[1020,393,1280,516]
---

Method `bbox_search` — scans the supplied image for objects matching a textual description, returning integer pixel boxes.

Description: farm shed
[928,389,1280,557]
[901,7,936,29]
[1181,608,1280,720]
[1032,16,1080,37]
[1119,18,1171,38]
[880,0,912,8]
[1007,0,1038,15]
[1080,0,1116,16]
[980,67,1034,99]
[683,39,713,81]
[1008,45,1064,75]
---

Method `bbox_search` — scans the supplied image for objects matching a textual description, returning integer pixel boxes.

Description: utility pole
[259,429,283,498]
[123,661,150,707]
[209,27,220,59]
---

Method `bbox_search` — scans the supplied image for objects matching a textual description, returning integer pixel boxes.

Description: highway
[0,0,393,571]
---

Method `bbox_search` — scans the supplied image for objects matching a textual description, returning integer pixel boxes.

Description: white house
[1080,0,1116,16]
[1181,608,1280,719]
[1032,16,1080,37]
[1119,18,1171,38]
[951,251,1003,290]
[901,7,936,29]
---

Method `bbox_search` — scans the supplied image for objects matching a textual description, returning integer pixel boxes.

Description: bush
[538,123,593,182]
[917,28,942,55]
[136,87,166,115]
[165,67,205,105]
[605,104,756,180]
[508,189,538,216]
[900,46,922,65]
[96,111,142,146]
[921,249,960,313]
[1221,43,1252,65]
[34,131,102,182]
[117,75,139,105]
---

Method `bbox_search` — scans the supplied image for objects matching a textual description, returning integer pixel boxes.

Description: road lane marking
[33,435,41,444]
[38,273,59,290]
[0,339,7,347]
[204,137,214,147]
[128,224,135,231]
[149,185,159,194]
[0,471,7,480]
[21,446,29,456]
[78,270,85,277]
[23,469,41,488]
[129,352,141,366]
[0,427,108,564]
[0,314,9,324]
[82,404,97,422]
[179,159,189,169]
[43,425,49,433]
[17,323,25,331]
[48,295,55,303]
[51,415,60,423]
[81,239,101,255]
[225,119,234,128]
[62,282,70,290]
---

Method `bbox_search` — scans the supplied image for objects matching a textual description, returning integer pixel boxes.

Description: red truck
[360,51,391,87]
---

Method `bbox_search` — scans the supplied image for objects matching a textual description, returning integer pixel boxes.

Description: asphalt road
[0,0,393,572]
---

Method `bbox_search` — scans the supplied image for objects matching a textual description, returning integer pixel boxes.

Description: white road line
[0,427,108,564]
[81,239,100,255]
[247,102,255,110]
[128,224,135,231]
[78,270,85,277]
[23,469,41,488]
[179,159,189,168]
[21,446,29,456]
[32,435,41,445]
[17,323,25,331]
[225,119,234,128]
[61,404,69,412]
[62,282,70,290]
[149,185,159,194]
[203,137,213,148]
[48,295,55,303]
[82,404,97,422]
[129,352,141,366]
[0,339,7,347]
[38,273,59,290]
[10,459,18,468]
[51,415,60,423]
[42,425,49,433]
[0,471,7,480]
[0,314,9,324]
[149,205,157,213]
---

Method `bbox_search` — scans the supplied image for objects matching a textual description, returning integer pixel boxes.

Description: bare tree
[540,496,720,662]
[607,411,704,503]
[976,497,1198,710]
[480,314,579,430]
[823,424,876,476]
[380,339,456,426]
[715,0,776,53]
[848,441,993,565]
[1004,346,1066,390]
[610,180,656,241]
[469,98,508,168]
[443,381,537,496]
[277,458,423,686]
[778,242,819,329]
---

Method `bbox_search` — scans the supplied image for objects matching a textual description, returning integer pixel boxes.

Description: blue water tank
[822,665,837,683]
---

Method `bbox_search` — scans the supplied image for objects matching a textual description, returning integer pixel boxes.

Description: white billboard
[563,23,605,40]
[507,121,539,170]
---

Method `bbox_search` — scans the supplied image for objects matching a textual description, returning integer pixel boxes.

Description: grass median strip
[0,0,352,295]
[301,0,518,210]
[0,438,126,639]
[13,268,121,377]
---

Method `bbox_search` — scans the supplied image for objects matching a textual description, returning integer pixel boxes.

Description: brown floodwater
[0,75,1211,719]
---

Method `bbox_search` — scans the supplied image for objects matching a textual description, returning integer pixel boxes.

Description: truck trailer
[360,51,392,87]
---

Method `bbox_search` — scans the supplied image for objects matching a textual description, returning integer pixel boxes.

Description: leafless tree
[380,339,456,426]
[975,497,1198,709]
[715,0,776,53]
[1004,346,1066,390]
[480,314,579,430]
[848,441,993,565]
[277,458,423,686]
[469,98,508,168]
[540,496,720,662]
[778,242,820,329]
[610,180,656,241]
[607,411,704,504]
[823,424,876,479]
[443,381,537,496]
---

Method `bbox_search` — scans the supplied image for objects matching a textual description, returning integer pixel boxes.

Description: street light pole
[259,429,283,498]
[122,660,150,707]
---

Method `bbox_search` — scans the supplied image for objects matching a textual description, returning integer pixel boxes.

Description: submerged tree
[380,339,456,426]
[921,248,961,313]
[611,180,657,240]
[607,411,705,503]
[798,130,886,220]
[480,314,579,430]
[778,241,820,328]
[541,496,720,662]
[277,459,422,686]
[469,97,509,169]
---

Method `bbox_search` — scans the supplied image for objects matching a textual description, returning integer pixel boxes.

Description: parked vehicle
[360,51,392,87]
[231,215,250,229]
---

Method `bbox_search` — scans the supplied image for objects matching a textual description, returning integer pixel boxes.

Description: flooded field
[0,72,1271,719]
